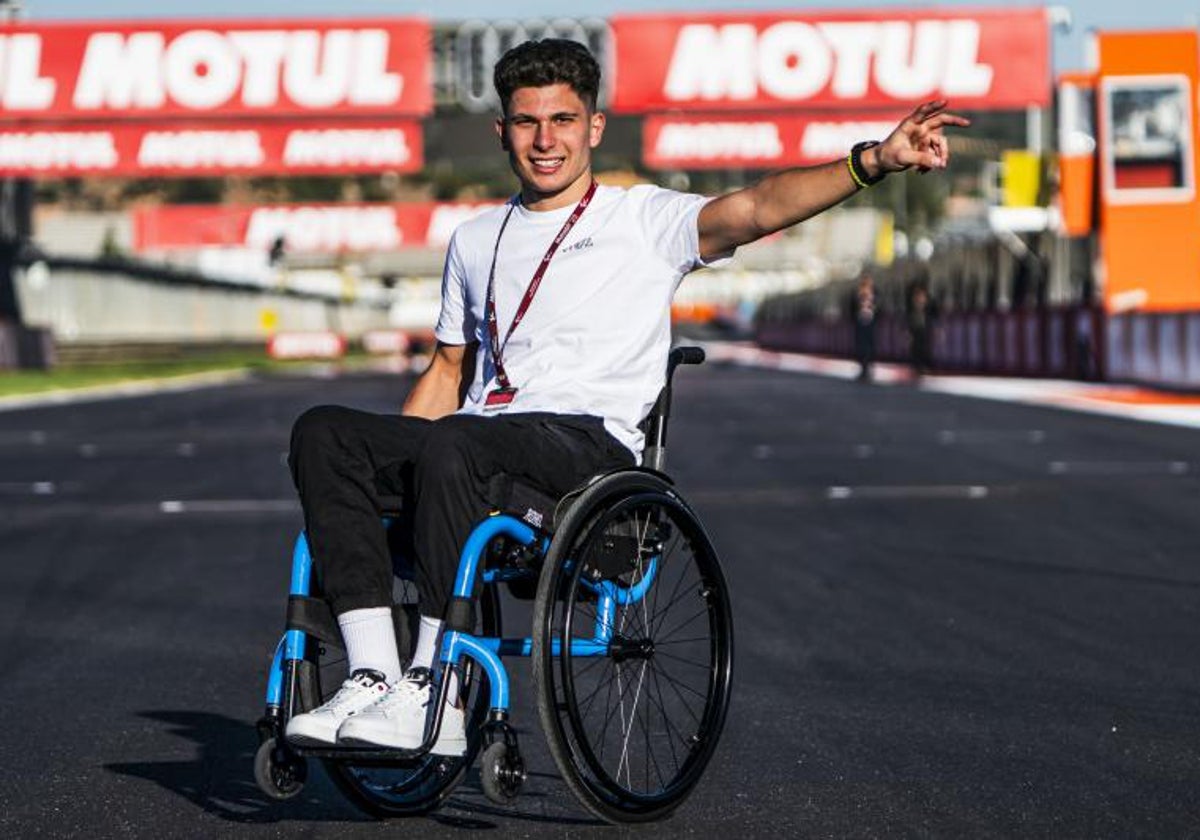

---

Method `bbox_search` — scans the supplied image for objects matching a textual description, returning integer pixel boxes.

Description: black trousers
[289,407,634,619]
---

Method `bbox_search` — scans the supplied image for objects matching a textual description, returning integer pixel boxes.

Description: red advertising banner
[0,18,431,120]
[132,201,503,253]
[611,8,1049,113]
[644,111,908,169]
[0,120,423,177]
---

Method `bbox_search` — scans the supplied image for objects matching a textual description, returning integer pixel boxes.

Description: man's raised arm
[697,100,969,262]
[402,341,478,419]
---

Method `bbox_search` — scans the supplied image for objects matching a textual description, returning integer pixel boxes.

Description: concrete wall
[14,261,392,344]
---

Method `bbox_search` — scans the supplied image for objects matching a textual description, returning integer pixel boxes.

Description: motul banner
[644,111,908,169]
[611,8,1050,113]
[132,201,502,253]
[0,18,431,120]
[0,120,422,177]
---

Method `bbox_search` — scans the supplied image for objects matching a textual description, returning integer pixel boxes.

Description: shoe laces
[374,668,432,716]
[320,670,386,715]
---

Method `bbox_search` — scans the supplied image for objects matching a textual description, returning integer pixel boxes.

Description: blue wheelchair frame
[264,506,661,746]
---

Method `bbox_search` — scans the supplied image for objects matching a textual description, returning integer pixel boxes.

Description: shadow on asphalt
[104,710,355,823]
[104,710,605,829]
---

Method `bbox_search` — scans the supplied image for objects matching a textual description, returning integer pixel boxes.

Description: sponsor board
[644,112,906,169]
[0,19,430,119]
[268,331,346,360]
[611,8,1049,112]
[362,329,411,355]
[0,120,422,176]
[132,201,501,253]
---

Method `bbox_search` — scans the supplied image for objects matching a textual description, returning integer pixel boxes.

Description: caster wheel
[254,737,308,800]
[480,740,525,805]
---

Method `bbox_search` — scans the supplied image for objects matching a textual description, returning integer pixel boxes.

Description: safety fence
[756,307,1200,391]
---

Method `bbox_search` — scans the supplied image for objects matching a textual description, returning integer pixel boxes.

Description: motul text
[0,19,431,118]
[612,9,1049,112]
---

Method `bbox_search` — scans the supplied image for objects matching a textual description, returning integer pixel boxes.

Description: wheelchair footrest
[287,742,429,762]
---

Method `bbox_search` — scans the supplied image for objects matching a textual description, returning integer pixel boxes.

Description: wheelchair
[254,346,734,824]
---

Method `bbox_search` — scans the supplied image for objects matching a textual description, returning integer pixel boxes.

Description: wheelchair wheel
[298,578,502,817]
[531,472,734,823]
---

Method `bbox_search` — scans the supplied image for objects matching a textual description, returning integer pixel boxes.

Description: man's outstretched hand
[873,100,971,176]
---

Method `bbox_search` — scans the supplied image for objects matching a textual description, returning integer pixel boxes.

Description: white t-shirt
[434,183,720,456]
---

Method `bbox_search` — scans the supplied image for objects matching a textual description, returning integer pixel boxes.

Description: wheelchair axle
[609,634,655,663]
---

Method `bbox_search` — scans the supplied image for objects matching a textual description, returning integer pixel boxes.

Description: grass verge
[0,350,367,398]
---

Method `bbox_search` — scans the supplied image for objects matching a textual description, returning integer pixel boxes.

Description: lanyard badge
[482,180,597,411]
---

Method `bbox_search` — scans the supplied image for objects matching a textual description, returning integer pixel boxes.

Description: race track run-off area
[2,360,1199,837]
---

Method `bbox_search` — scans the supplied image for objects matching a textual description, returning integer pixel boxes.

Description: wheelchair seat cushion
[485,473,561,532]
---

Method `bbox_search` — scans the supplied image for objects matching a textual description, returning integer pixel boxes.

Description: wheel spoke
[648,664,684,773]
[654,649,714,670]
[655,604,711,644]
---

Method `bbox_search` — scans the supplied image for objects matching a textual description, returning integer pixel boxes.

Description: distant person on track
[907,282,937,376]
[851,274,879,382]
[284,38,968,752]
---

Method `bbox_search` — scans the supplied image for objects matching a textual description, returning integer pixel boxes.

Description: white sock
[412,616,459,704]
[411,615,443,671]
[337,607,403,685]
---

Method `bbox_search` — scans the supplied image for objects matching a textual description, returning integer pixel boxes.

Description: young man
[286,39,967,752]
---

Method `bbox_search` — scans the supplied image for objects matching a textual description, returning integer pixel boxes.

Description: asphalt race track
[2,361,1200,838]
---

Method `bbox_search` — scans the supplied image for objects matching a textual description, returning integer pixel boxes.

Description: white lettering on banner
[801,121,900,158]
[655,122,783,161]
[269,332,345,360]
[426,204,497,247]
[0,131,117,170]
[245,207,402,252]
[348,30,403,105]
[282,129,410,167]
[163,30,242,110]
[758,23,830,100]
[227,32,288,106]
[940,21,993,97]
[0,35,57,109]
[664,24,757,101]
[663,20,993,102]
[73,33,166,109]
[138,130,265,168]
[72,29,401,112]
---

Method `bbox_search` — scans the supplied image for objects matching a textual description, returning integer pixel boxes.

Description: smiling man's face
[496,83,606,211]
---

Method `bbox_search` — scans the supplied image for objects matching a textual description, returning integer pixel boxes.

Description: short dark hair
[493,39,601,113]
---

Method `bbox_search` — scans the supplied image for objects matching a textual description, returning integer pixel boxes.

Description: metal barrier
[11,256,393,351]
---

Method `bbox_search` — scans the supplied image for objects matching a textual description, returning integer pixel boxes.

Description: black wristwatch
[849,141,887,187]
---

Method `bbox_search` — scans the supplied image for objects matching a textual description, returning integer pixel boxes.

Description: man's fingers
[910,101,970,129]
[911,99,948,122]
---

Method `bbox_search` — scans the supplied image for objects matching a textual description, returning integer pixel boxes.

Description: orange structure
[1058,30,1200,312]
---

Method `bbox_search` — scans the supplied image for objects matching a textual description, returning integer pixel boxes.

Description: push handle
[669,346,706,370]
[642,345,706,472]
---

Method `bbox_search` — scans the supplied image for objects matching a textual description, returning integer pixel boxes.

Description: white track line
[826,485,990,500]
[159,499,300,514]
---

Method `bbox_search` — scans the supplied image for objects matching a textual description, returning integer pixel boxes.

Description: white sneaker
[285,669,390,747]
[336,668,466,756]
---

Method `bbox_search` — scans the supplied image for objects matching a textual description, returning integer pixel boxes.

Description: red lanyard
[485,180,597,389]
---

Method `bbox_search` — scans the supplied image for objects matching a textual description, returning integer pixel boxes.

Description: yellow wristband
[846,152,869,189]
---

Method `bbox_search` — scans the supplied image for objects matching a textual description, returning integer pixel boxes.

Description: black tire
[478,741,521,805]
[254,737,307,800]
[531,472,734,824]
[295,576,503,817]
